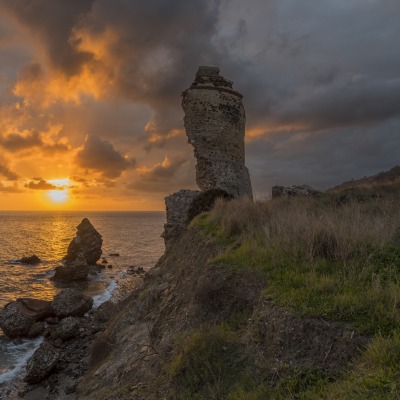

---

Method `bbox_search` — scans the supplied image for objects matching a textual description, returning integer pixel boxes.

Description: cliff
[77,185,400,399]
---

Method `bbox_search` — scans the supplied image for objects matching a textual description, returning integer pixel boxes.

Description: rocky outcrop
[272,184,322,199]
[0,299,53,338]
[182,66,252,198]
[24,343,60,384]
[163,66,253,243]
[16,255,41,265]
[51,289,93,318]
[53,218,102,282]
[163,189,200,242]
[64,218,102,265]
[52,252,89,281]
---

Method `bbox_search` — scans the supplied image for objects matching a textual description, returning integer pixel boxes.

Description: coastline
[0,267,147,400]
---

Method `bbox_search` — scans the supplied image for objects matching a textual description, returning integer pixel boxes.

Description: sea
[0,211,165,385]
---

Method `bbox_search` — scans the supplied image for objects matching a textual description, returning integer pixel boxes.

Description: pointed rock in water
[16,254,41,265]
[52,251,89,281]
[24,342,60,384]
[64,218,103,265]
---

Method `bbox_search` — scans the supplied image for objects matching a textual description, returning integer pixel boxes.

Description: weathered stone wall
[182,66,253,198]
[163,66,253,243]
[162,189,200,244]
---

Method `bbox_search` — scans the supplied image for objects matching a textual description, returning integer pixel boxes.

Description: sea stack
[64,218,102,265]
[53,218,102,281]
[163,66,253,243]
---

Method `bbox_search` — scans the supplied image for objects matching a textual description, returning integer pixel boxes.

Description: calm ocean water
[0,211,165,383]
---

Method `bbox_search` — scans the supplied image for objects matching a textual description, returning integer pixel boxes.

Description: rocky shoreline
[0,268,145,400]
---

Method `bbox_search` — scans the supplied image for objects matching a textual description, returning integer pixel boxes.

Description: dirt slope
[77,227,365,399]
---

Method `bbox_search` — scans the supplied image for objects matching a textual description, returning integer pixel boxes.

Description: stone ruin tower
[163,66,253,243]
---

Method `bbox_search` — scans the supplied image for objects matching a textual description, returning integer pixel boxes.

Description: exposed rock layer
[272,184,322,199]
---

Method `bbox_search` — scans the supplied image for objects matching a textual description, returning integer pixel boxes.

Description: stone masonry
[182,66,253,198]
[163,66,253,244]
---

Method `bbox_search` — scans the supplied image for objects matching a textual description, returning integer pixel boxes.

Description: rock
[64,218,103,265]
[52,289,93,318]
[27,322,44,338]
[0,298,52,338]
[163,66,253,244]
[109,253,120,257]
[0,302,33,338]
[50,317,80,341]
[272,184,322,199]
[24,342,60,384]
[182,66,253,198]
[52,252,89,282]
[94,301,117,324]
[16,255,41,265]
[17,298,53,320]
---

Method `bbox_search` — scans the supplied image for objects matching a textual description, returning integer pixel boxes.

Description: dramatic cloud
[25,178,61,190]
[0,0,399,209]
[0,164,19,180]
[129,156,194,193]
[1,131,42,152]
[75,135,135,178]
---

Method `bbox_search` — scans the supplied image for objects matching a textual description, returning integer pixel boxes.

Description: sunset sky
[0,0,399,210]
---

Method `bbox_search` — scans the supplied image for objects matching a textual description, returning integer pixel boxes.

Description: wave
[0,337,43,384]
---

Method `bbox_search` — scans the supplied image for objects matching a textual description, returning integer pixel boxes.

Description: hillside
[77,189,400,399]
[329,165,400,192]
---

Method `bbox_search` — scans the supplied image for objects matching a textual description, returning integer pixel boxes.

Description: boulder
[17,298,53,320]
[272,184,322,199]
[64,218,102,265]
[51,289,93,318]
[24,342,60,384]
[16,255,41,265]
[0,302,33,338]
[0,299,52,338]
[49,317,80,341]
[52,252,89,282]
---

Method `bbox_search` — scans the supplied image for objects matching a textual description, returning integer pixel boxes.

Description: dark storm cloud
[128,156,195,193]
[76,135,135,179]
[1,0,400,198]
[25,178,60,190]
[0,164,19,180]
[0,0,95,75]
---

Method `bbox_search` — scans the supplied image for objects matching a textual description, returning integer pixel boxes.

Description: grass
[190,193,400,398]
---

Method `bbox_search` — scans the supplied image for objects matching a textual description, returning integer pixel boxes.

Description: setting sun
[48,189,69,203]
[46,178,70,204]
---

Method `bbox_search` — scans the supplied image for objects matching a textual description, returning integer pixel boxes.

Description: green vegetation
[186,193,400,399]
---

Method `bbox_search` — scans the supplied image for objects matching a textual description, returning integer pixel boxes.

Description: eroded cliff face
[163,66,253,244]
[77,226,365,400]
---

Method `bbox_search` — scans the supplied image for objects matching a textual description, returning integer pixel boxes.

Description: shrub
[187,189,234,223]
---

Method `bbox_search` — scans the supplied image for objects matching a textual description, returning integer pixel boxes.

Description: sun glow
[48,189,69,203]
[47,178,71,204]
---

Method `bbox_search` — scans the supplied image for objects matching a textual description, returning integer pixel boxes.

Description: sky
[0,0,399,210]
